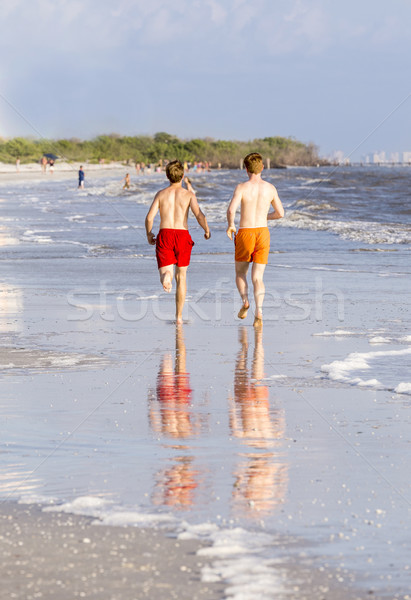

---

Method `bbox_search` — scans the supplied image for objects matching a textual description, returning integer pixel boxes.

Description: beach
[0,164,410,599]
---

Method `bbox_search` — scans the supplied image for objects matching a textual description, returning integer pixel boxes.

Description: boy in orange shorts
[145,160,210,324]
[226,153,284,326]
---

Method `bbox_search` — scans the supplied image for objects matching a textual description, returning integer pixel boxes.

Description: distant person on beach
[78,166,85,189]
[226,152,284,327]
[123,173,130,189]
[145,159,211,324]
[41,156,47,173]
[16,157,20,172]
[49,159,55,173]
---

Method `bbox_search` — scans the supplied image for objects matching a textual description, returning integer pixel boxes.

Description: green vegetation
[0,133,321,167]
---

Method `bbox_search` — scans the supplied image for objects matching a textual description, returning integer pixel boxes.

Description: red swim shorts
[156,228,195,269]
[235,227,270,264]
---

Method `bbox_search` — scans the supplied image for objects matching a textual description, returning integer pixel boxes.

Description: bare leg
[251,262,266,326]
[235,261,250,319]
[159,265,174,293]
[175,266,188,324]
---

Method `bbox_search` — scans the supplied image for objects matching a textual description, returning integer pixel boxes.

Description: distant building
[372,151,386,163]
[389,152,400,163]
[403,151,411,163]
[330,150,349,164]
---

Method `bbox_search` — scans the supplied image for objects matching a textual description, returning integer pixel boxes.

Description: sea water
[0,166,410,598]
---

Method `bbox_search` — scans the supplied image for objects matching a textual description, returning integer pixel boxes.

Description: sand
[0,502,224,600]
[0,502,385,600]
[0,168,410,600]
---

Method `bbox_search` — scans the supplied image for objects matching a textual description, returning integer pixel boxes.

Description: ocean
[1,165,410,598]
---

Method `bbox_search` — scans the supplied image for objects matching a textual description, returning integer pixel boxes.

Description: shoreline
[0,500,389,600]
[0,168,409,599]
[0,500,224,600]
[0,162,136,184]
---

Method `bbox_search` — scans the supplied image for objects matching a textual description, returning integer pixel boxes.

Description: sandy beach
[0,502,225,600]
[1,501,386,600]
[0,166,410,599]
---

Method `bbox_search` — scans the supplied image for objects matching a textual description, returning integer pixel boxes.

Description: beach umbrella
[43,153,59,160]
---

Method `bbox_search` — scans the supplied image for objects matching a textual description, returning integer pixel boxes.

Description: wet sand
[0,161,136,183]
[0,169,410,599]
[0,502,384,600]
[0,502,224,600]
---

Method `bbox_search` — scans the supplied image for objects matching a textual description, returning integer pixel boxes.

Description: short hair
[166,160,184,183]
[243,153,264,174]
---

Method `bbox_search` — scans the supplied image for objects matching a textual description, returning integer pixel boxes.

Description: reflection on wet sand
[0,464,41,496]
[230,327,288,517]
[0,283,23,333]
[149,326,200,509]
[0,224,20,247]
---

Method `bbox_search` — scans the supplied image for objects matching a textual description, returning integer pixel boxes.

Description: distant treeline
[0,132,322,167]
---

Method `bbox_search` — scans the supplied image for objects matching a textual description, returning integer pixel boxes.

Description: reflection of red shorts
[156,229,194,269]
[235,227,270,264]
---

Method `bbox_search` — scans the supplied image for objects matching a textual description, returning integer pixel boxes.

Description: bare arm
[267,186,285,220]
[184,176,194,193]
[145,194,160,245]
[226,185,242,239]
[190,194,210,239]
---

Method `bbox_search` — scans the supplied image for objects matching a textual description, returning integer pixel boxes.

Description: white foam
[313,330,357,337]
[42,495,286,600]
[44,495,110,516]
[395,382,411,395]
[100,511,176,526]
[277,212,411,245]
[369,336,391,345]
[67,214,87,222]
[49,356,83,366]
[321,347,411,392]
[186,526,285,599]
[18,494,58,505]
[44,495,176,526]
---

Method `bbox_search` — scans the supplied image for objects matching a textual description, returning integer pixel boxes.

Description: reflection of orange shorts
[235,227,270,264]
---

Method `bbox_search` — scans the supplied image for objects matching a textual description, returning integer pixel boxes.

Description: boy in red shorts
[145,160,210,324]
[226,153,284,327]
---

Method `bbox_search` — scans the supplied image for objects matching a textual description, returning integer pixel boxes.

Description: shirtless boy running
[145,160,210,324]
[226,153,284,327]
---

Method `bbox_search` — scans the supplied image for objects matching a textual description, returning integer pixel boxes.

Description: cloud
[1,0,410,154]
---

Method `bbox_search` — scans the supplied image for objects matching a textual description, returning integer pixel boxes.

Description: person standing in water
[145,160,210,324]
[123,173,130,189]
[78,165,85,189]
[226,153,284,327]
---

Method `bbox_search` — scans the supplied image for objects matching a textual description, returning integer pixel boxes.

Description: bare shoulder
[176,186,194,206]
[262,179,278,194]
[234,181,247,194]
[156,186,170,200]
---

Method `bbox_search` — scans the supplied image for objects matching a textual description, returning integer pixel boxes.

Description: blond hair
[244,153,264,174]
[166,160,184,183]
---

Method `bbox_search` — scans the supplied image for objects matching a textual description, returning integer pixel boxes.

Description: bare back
[237,179,278,228]
[226,172,284,239]
[157,185,193,230]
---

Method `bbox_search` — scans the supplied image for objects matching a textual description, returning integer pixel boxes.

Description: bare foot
[162,272,172,293]
[237,302,250,319]
[253,315,263,328]
[176,316,183,325]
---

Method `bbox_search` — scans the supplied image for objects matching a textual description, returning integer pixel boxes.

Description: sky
[1,0,411,160]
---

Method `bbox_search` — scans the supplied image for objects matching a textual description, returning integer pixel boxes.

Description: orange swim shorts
[234,227,270,264]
